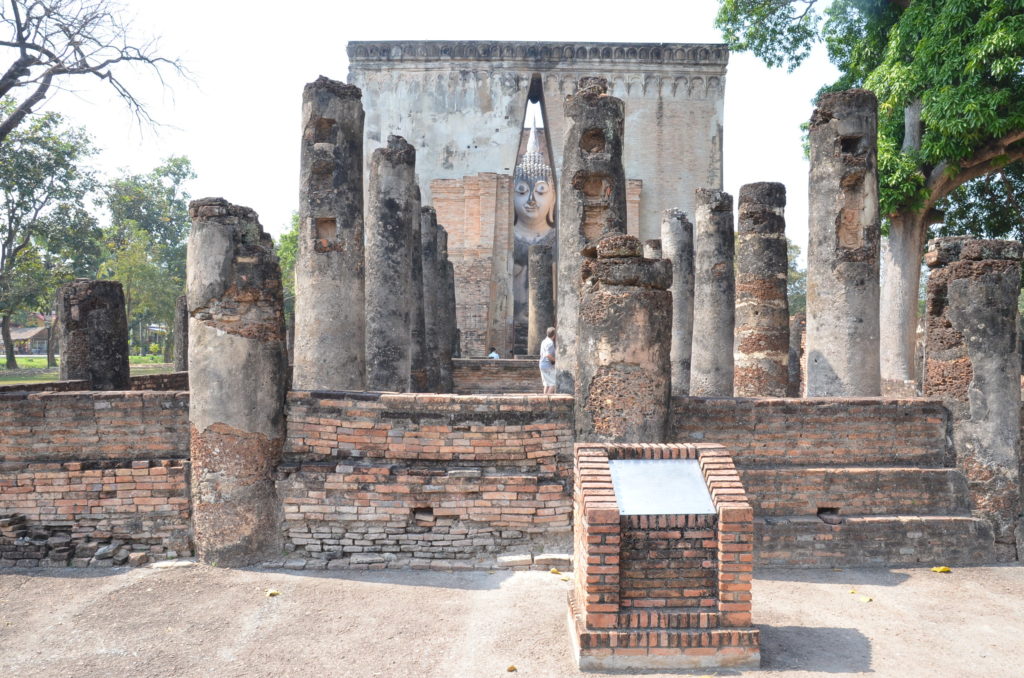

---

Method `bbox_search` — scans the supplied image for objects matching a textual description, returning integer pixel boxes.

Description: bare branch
[0,0,187,141]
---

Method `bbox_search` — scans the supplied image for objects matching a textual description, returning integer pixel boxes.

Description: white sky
[39,0,839,265]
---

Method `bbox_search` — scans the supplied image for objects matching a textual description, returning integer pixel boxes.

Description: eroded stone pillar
[661,209,694,397]
[435,228,456,392]
[806,89,881,396]
[409,188,428,392]
[56,279,130,390]
[576,235,672,443]
[557,77,627,394]
[365,135,417,392]
[924,237,1022,557]
[735,182,789,397]
[690,189,735,396]
[527,243,555,355]
[173,294,188,372]
[186,198,287,567]
[787,313,807,397]
[293,76,366,391]
[420,207,441,392]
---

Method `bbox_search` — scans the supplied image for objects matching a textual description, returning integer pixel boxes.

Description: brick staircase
[672,397,1006,567]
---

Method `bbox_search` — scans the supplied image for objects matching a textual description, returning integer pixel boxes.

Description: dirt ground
[1,562,1021,678]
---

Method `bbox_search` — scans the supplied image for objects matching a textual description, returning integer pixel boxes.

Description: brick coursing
[0,391,191,567]
[670,396,1006,566]
[569,443,758,667]
[452,358,540,394]
[278,391,574,568]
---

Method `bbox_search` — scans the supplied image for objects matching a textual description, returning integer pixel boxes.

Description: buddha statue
[512,122,556,336]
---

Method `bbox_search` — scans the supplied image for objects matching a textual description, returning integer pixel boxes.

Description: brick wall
[672,397,949,467]
[0,391,191,567]
[279,391,574,569]
[0,379,88,393]
[619,513,717,610]
[432,174,514,358]
[129,371,189,391]
[452,358,540,394]
[670,397,1004,567]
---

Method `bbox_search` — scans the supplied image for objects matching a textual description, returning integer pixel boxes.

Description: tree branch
[0,68,51,144]
[926,134,1024,206]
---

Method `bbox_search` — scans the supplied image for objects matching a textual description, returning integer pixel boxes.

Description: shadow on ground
[760,625,872,673]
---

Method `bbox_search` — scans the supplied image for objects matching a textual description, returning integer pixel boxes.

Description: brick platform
[279,391,574,568]
[451,358,539,394]
[568,443,759,670]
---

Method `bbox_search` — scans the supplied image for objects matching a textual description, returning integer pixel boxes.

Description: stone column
[734,182,789,397]
[409,188,428,392]
[435,226,455,392]
[186,198,287,567]
[690,189,735,396]
[643,239,662,260]
[806,89,881,397]
[924,237,1022,557]
[293,76,366,391]
[661,209,694,397]
[420,207,441,392]
[56,279,130,390]
[556,77,627,395]
[787,313,807,397]
[173,294,188,372]
[527,243,555,355]
[575,235,672,443]
[364,135,417,392]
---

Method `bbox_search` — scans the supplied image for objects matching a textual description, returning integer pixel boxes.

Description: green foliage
[99,157,195,353]
[787,238,807,315]
[718,0,1024,227]
[934,161,1024,239]
[716,0,824,71]
[276,212,299,322]
[0,101,99,322]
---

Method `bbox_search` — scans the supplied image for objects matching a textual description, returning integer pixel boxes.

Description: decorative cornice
[347,41,728,67]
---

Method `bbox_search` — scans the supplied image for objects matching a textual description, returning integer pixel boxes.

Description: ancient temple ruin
[2,37,1023,674]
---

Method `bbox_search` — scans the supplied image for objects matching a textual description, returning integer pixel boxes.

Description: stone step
[755,514,1009,567]
[740,467,971,517]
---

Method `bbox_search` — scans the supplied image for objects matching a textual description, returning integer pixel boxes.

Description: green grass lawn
[0,356,175,385]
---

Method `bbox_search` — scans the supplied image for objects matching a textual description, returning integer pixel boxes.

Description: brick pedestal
[569,442,759,670]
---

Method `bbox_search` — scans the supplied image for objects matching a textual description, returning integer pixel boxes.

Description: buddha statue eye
[534,181,549,194]
[515,182,530,195]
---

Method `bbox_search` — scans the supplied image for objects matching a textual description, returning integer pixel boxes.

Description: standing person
[539,327,556,394]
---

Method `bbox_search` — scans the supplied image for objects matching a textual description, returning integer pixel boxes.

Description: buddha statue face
[514,176,555,232]
[513,123,555,240]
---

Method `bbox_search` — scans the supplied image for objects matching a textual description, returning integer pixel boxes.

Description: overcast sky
[39,0,838,264]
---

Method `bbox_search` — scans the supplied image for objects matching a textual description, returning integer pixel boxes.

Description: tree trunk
[880,210,929,392]
[2,314,17,369]
[47,322,56,367]
[163,330,173,362]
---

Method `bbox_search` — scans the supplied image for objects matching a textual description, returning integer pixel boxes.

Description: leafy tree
[99,157,194,356]
[0,0,184,144]
[0,101,98,368]
[788,239,807,315]
[717,0,1024,384]
[276,211,298,324]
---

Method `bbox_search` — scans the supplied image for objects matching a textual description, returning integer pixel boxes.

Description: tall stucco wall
[348,41,726,241]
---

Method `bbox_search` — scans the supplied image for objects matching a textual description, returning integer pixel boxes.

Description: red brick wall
[280,391,574,568]
[129,371,189,391]
[452,358,540,394]
[0,391,191,566]
[672,397,949,467]
[619,513,717,610]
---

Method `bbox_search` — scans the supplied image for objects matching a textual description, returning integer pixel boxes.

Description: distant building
[1,326,50,355]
